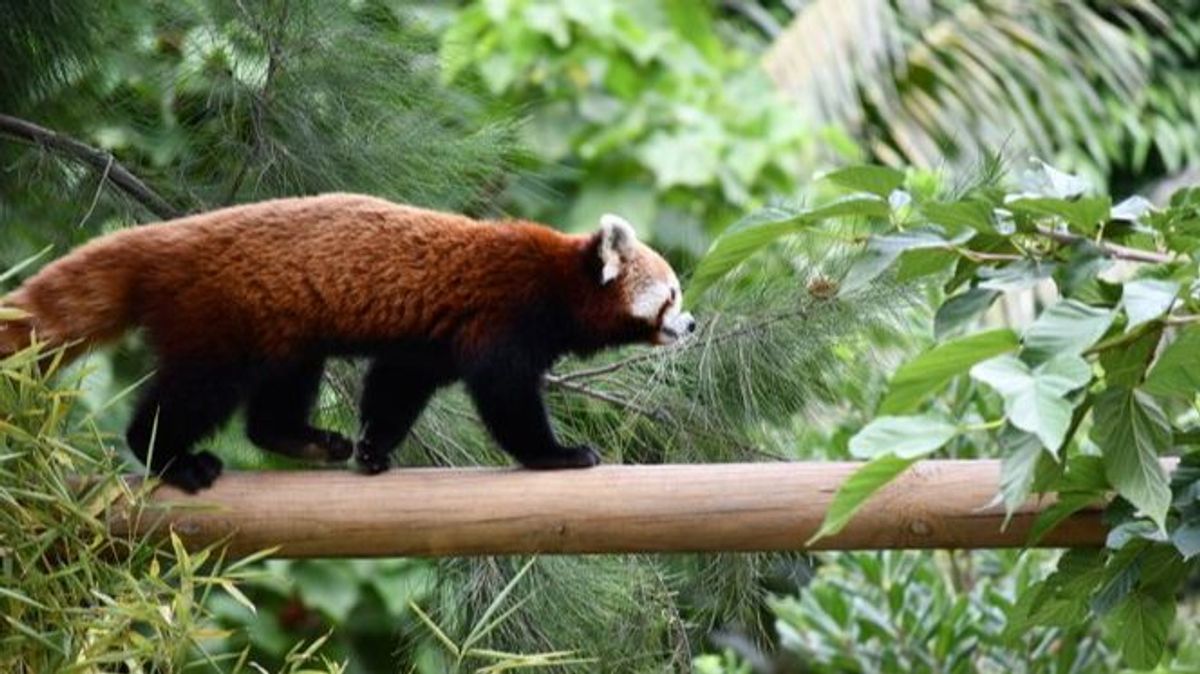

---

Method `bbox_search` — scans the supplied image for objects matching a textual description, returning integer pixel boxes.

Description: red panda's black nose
[685,317,697,333]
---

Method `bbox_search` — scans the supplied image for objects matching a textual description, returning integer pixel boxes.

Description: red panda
[0,194,694,492]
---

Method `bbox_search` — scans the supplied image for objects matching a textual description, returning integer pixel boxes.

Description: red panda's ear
[597,214,637,285]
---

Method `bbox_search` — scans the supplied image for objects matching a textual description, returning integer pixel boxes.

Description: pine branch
[0,113,180,220]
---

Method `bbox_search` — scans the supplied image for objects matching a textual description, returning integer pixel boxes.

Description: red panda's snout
[595,214,694,347]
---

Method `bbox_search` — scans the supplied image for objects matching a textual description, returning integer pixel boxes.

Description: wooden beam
[107,460,1115,558]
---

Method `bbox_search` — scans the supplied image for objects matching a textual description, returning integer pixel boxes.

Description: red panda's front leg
[356,357,453,474]
[463,358,601,470]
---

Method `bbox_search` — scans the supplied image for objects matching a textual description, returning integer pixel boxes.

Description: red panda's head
[588,214,695,347]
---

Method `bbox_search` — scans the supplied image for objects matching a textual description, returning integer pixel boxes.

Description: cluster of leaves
[440,0,829,257]
[770,551,1114,673]
[690,159,1200,667]
[0,342,342,672]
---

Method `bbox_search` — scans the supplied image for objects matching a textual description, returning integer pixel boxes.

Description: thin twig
[1037,226,1176,265]
[0,113,180,220]
[544,375,667,422]
[75,153,113,228]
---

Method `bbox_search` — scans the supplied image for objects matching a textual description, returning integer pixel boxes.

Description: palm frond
[763,0,1172,173]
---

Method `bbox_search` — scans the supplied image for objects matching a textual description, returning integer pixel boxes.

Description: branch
[0,113,180,220]
[544,375,668,422]
[1037,226,1177,265]
[105,459,1169,558]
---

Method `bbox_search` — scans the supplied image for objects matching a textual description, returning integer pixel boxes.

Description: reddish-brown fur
[1,194,644,363]
[1,194,688,492]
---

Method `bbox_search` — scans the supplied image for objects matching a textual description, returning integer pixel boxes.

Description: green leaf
[970,354,1092,452]
[291,561,362,622]
[847,414,958,459]
[1143,324,1200,398]
[1100,326,1162,388]
[1029,492,1103,545]
[880,329,1019,414]
[1172,522,1200,559]
[977,259,1057,292]
[921,198,995,233]
[821,165,905,197]
[998,426,1048,515]
[934,288,1000,339]
[808,453,917,543]
[1122,279,1179,330]
[1021,550,1106,627]
[1006,195,1112,234]
[840,228,967,296]
[688,196,889,304]
[1093,388,1172,529]
[1023,300,1115,364]
[1107,591,1174,669]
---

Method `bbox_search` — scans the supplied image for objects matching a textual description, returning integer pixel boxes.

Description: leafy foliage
[692,159,1200,667]
[772,551,1115,673]
[0,344,342,673]
[441,0,827,255]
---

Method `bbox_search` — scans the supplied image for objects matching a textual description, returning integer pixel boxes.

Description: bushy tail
[0,238,139,362]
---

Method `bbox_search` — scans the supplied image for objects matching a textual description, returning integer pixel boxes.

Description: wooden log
[106,460,1117,558]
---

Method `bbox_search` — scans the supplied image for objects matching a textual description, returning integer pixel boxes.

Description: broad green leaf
[934,287,999,339]
[998,426,1048,516]
[921,198,995,233]
[808,453,917,543]
[1005,196,1112,234]
[1093,388,1172,529]
[1023,300,1115,364]
[1112,195,1155,222]
[840,228,967,296]
[688,196,889,304]
[1122,279,1179,330]
[880,329,1019,414]
[1019,159,1091,199]
[970,354,1092,452]
[1029,492,1103,545]
[1107,592,1174,669]
[1100,325,1162,388]
[1172,522,1200,559]
[977,259,1056,292]
[1143,324,1200,398]
[1022,550,1105,627]
[894,248,957,282]
[820,165,905,197]
[847,414,958,459]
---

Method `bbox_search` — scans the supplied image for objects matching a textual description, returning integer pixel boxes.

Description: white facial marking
[631,280,671,320]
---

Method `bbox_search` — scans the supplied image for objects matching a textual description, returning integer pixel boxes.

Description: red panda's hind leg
[126,361,249,493]
[244,358,353,463]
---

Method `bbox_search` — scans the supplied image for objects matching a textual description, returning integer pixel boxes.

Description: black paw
[309,431,355,462]
[160,451,224,493]
[355,444,391,475]
[520,445,601,470]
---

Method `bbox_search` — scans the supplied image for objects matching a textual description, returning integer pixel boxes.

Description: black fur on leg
[245,357,353,462]
[462,347,602,470]
[126,361,249,493]
[355,354,452,474]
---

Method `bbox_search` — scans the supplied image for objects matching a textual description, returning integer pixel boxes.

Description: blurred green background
[3,0,1200,672]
